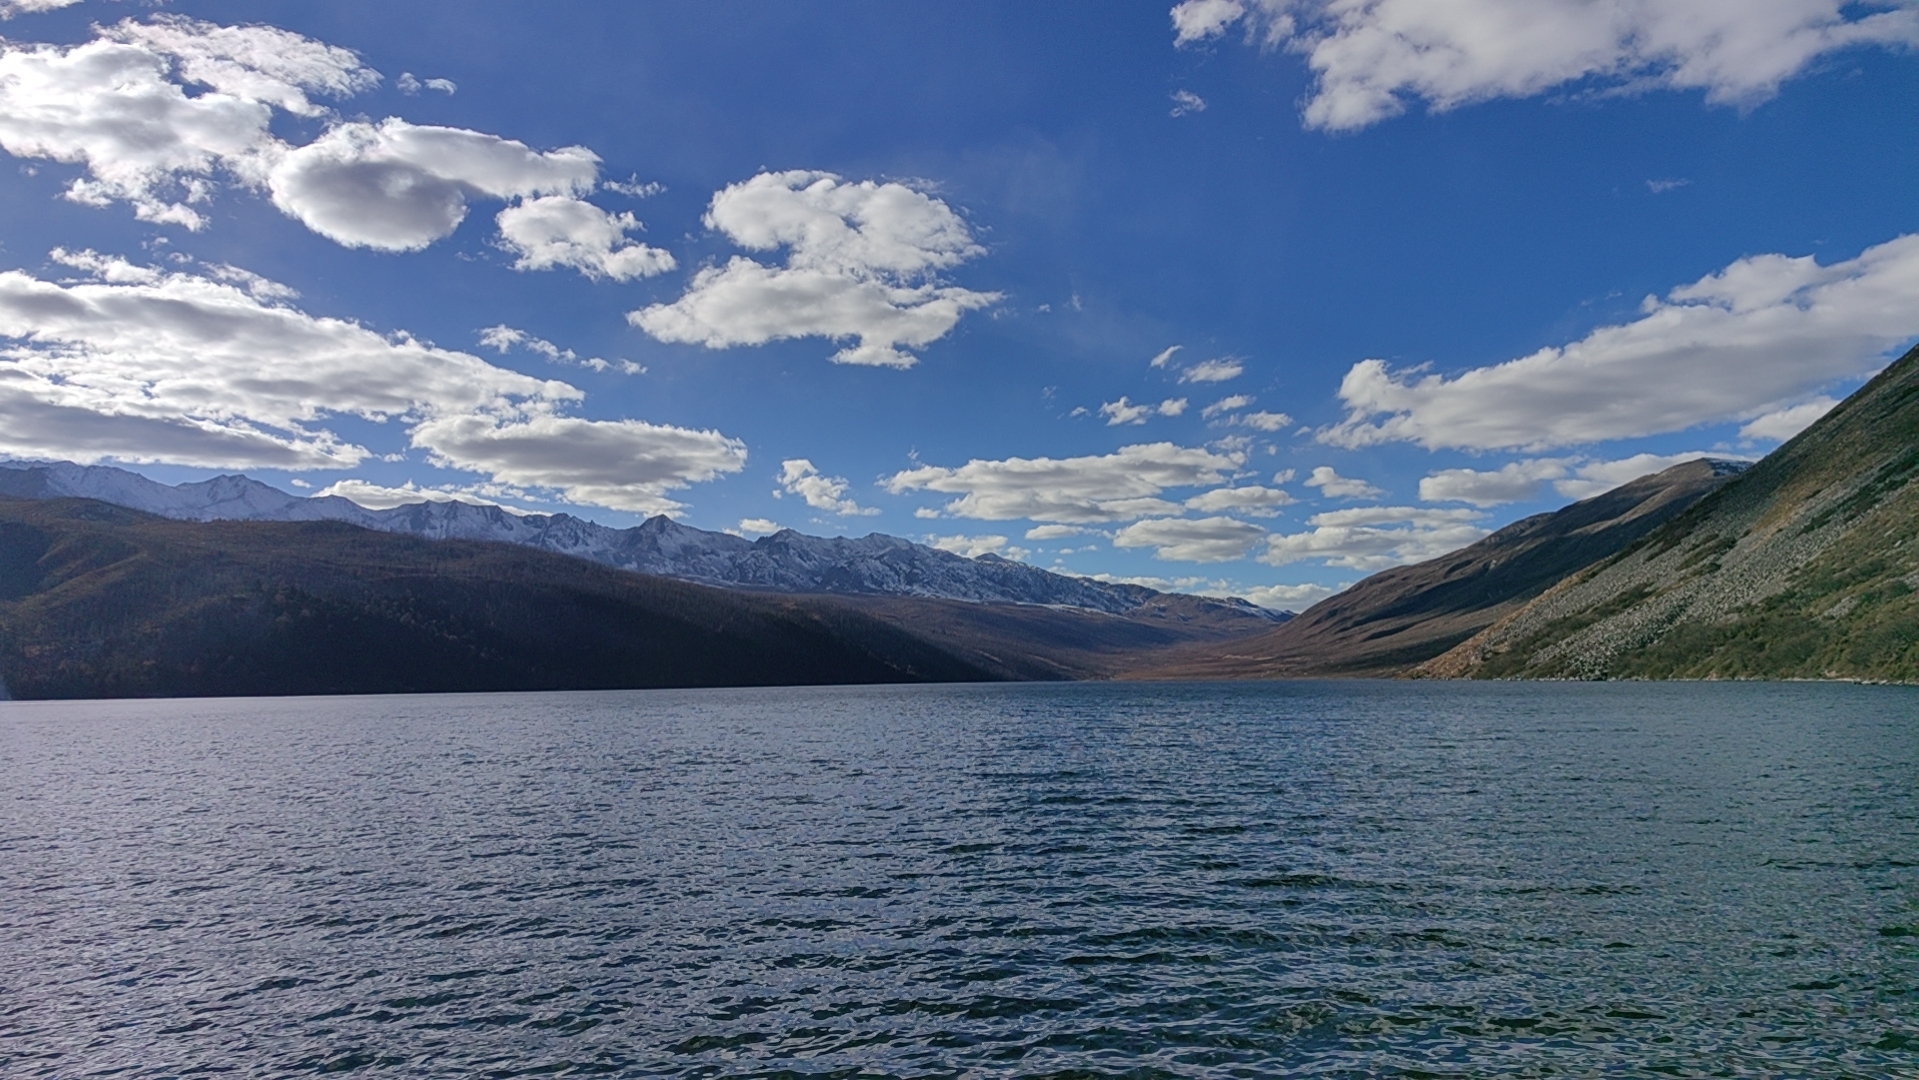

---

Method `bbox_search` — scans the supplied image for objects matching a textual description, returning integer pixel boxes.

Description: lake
[1,681,1914,1077]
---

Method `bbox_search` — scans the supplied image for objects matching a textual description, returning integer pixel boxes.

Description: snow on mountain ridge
[0,461,1278,617]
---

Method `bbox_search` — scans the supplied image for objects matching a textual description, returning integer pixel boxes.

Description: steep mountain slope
[1422,344,1919,682]
[0,497,995,699]
[0,462,1279,619]
[1122,458,1744,678]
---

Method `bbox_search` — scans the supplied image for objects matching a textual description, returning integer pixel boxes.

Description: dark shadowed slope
[0,498,995,699]
[1423,344,1919,682]
[821,592,1285,680]
[1125,459,1744,679]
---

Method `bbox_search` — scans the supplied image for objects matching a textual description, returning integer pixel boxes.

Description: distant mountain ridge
[0,462,1281,619]
[1123,457,1748,679]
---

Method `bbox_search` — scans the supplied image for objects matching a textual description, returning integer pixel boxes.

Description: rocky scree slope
[1421,344,1919,682]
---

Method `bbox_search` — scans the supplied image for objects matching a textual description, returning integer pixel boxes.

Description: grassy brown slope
[1123,459,1738,679]
[818,592,1284,680]
[0,498,995,699]
[1422,343,1919,681]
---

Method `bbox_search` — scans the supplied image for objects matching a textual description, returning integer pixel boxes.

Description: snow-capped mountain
[0,462,1282,617]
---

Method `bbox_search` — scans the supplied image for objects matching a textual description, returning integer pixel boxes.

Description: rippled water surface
[3,681,1916,1077]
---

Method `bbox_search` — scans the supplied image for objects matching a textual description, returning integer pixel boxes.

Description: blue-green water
[1,681,1915,1077]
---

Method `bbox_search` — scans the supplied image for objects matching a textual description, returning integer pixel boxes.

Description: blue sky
[0,0,1914,609]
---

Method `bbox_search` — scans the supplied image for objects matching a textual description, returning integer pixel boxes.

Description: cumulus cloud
[1304,465,1382,499]
[1418,458,1569,506]
[1237,581,1342,610]
[0,17,376,228]
[1100,395,1189,425]
[1173,0,1919,131]
[408,413,745,515]
[0,251,744,512]
[314,478,531,513]
[1180,357,1244,383]
[927,534,1026,559]
[1262,506,1489,570]
[396,72,456,95]
[1234,410,1293,432]
[496,194,675,281]
[1739,396,1838,442]
[0,17,653,262]
[885,442,1245,524]
[1149,345,1183,368]
[1,0,84,16]
[1420,451,1745,505]
[1326,234,1919,452]
[776,458,878,516]
[737,517,783,536]
[1025,524,1087,541]
[1202,394,1254,418]
[269,119,598,251]
[1170,89,1209,116]
[1184,484,1296,516]
[479,324,642,374]
[632,170,999,368]
[1114,515,1267,562]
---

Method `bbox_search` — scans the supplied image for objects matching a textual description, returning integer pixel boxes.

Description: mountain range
[4,343,1913,696]
[0,461,1278,620]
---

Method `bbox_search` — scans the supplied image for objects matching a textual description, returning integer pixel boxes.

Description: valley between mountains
[2,344,1915,697]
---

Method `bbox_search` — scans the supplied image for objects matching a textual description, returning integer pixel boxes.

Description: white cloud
[928,534,1027,560]
[885,442,1245,524]
[1549,451,1745,499]
[314,478,532,514]
[1177,0,1919,131]
[0,17,647,263]
[397,73,457,95]
[737,517,783,536]
[603,177,665,198]
[1,0,83,16]
[1262,506,1489,570]
[1647,177,1691,194]
[632,170,998,368]
[0,18,375,228]
[1234,410,1293,432]
[479,324,641,374]
[1025,524,1087,540]
[1180,357,1244,383]
[1202,394,1254,418]
[1421,451,1749,505]
[1419,458,1569,506]
[1326,234,1919,451]
[1100,395,1188,425]
[1185,484,1296,516]
[0,252,744,512]
[1172,0,1279,46]
[1170,89,1209,116]
[1113,516,1267,562]
[495,194,675,281]
[1149,345,1183,368]
[777,458,877,516]
[269,119,598,251]
[1304,465,1382,499]
[1739,396,1838,442]
[408,413,745,515]
[1237,581,1342,610]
